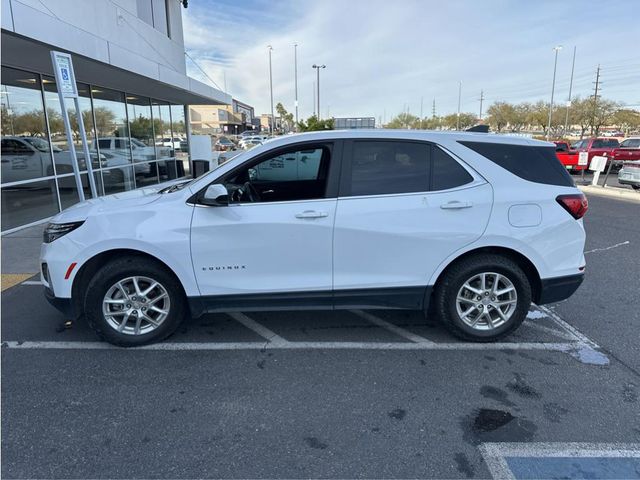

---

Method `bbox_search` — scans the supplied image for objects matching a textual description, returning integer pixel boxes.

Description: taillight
[556,193,588,220]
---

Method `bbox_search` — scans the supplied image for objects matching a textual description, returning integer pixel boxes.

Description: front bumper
[538,273,584,304]
[44,287,76,318]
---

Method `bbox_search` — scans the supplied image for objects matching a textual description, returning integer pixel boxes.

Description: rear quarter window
[458,141,575,187]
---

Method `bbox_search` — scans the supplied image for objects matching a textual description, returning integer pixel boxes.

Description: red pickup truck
[610,137,640,164]
[554,141,585,172]
[570,137,620,168]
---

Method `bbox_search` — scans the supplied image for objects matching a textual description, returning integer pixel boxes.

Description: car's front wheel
[432,254,532,342]
[84,256,186,346]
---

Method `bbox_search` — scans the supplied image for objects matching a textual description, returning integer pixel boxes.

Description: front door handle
[295,210,328,219]
[440,201,473,210]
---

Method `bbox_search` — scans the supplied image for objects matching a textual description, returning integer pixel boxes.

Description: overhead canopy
[1,32,231,105]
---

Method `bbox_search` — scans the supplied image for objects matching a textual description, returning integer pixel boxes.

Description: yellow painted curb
[1,273,36,292]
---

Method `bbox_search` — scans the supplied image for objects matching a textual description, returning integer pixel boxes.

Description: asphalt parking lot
[2,193,639,479]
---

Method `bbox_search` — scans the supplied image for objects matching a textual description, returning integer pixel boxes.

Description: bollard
[601,158,616,188]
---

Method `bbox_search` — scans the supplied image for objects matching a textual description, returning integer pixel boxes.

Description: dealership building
[1,0,230,232]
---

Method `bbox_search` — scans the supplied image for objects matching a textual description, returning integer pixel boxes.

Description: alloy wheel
[102,276,171,336]
[455,272,518,330]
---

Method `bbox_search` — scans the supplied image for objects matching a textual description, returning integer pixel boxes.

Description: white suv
[41,130,587,346]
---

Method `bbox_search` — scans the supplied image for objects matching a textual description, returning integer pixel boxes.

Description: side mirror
[202,183,229,206]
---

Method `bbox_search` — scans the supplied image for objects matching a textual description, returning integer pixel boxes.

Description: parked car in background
[1,136,104,183]
[156,137,182,150]
[618,160,640,190]
[215,136,236,151]
[239,137,264,149]
[41,130,587,346]
[610,137,640,165]
[554,141,585,173]
[571,137,620,169]
[95,137,170,175]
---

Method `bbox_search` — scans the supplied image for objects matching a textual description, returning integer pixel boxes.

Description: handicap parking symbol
[61,68,69,81]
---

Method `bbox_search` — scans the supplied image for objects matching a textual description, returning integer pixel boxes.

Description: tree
[275,102,294,132]
[10,109,47,137]
[612,109,640,135]
[569,97,592,138]
[420,116,441,130]
[526,100,550,135]
[590,98,618,136]
[386,112,419,129]
[296,115,334,132]
[486,102,515,132]
[440,112,476,130]
[93,107,117,137]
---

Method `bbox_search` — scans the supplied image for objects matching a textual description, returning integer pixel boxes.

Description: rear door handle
[295,210,328,219]
[440,201,473,210]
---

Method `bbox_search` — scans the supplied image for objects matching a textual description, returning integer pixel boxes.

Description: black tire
[632,185,640,191]
[431,254,532,342]
[84,256,186,346]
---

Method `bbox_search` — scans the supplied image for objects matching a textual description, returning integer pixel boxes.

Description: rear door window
[348,141,430,196]
[459,141,575,187]
[431,147,474,191]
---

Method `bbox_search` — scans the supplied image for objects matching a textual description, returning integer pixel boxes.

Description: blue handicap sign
[61,68,69,81]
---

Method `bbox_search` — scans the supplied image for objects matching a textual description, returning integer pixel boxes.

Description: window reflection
[1,179,59,230]
[127,95,162,186]
[1,68,54,184]
[43,78,100,175]
[170,104,189,177]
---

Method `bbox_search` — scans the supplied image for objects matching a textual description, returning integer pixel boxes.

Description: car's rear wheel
[84,256,186,346]
[431,254,532,342]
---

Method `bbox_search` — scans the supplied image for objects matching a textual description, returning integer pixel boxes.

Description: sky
[182,0,640,122]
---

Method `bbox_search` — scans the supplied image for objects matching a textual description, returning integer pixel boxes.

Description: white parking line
[21,281,42,286]
[522,321,577,341]
[537,305,601,349]
[584,240,630,254]
[350,310,435,344]
[2,340,579,351]
[479,442,640,480]
[226,312,288,345]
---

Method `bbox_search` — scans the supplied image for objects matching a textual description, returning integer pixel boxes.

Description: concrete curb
[578,185,640,203]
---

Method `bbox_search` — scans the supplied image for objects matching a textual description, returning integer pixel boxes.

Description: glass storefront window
[43,78,99,177]
[1,179,59,231]
[58,172,104,210]
[152,101,173,160]
[102,165,135,195]
[127,95,160,186]
[1,67,54,184]
[91,87,132,170]
[170,104,189,177]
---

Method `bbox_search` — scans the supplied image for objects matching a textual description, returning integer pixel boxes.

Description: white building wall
[3,0,188,85]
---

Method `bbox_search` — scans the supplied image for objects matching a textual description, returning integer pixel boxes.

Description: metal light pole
[547,45,562,140]
[564,46,576,137]
[312,64,325,119]
[294,43,299,129]
[268,45,274,134]
[456,81,462,130]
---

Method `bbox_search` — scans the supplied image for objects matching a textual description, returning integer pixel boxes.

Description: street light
[547,45,562,140]
[268,45,274,134]
[312,64,326,120]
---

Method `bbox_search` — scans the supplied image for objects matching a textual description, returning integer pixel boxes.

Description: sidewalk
[1,224,44,291]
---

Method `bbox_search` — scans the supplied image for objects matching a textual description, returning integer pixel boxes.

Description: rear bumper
[538,273,584,304]
[44,287,76,318]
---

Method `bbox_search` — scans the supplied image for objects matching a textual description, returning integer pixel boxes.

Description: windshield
[22,137,51,152]
[620,139,640,148]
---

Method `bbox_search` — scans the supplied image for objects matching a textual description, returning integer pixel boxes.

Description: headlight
[43,221,85,243]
